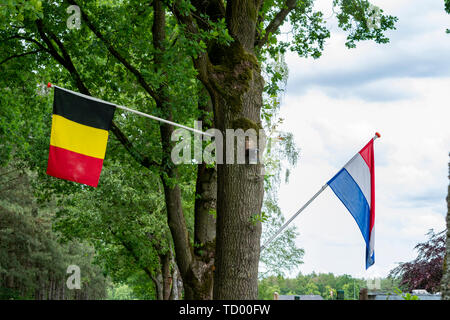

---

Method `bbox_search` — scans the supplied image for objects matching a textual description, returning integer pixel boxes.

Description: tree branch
[67,0,159,103]
[35,20,78,80]
[0,50,42,65]
[2,35,49,53]
[165,0,202,38]
[255,0,297,48]
[165,0,215,96]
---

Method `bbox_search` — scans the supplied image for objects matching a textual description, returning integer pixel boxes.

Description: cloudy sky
[276,0,450,279]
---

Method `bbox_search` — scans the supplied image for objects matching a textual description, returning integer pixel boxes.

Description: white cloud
[284,0,450,101]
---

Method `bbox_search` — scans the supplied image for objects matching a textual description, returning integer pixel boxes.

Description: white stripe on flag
[369,225,375,256]
[344,153,371,206]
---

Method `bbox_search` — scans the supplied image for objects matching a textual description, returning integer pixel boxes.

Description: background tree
[53,160,180,300]
[441,156,450,300]
[446,0,450,33]
[389,229,446,293]
[0,164,108,300]
[258,272,368,300]
[259,53,304,278]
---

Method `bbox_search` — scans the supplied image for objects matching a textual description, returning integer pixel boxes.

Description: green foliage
[333,0,398,48]
[257,0,396,60]
[0,0,43,27]
[259,121,304,277]
[107,272,157,300]
[107,283,137,300]
[0,68,52,169]
[0,165,108,300]
[0,0,200,298]
[259,54,303,277]
[392,287,420,300]
[258,272,366,300]
[288,3,330,59]
[53,160,171,297]
[259,273,404,300]
[250,211,269,225]
[446,0,450,33]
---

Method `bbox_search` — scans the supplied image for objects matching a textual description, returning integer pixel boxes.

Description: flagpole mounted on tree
[46,83,213,137]
[45,83,214,187]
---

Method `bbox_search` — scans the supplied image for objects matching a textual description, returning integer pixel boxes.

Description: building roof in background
[368,292,441,300]
[276,294,324,300]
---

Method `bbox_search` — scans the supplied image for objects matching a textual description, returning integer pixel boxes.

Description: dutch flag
[327,135,377,269]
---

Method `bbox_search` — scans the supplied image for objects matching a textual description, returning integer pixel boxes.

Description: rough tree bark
[169,251,182,300]
[151,252,172,300]
[211,62,265,299]
[170,0,273,299]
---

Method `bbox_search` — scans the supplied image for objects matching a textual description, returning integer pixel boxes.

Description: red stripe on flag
[359,140,375,231]
[46,145,104,187]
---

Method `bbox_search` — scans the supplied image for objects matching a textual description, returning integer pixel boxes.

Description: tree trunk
[152,0,217,300]
[187,95,217,300]
[151,272,164,300]
[169,254,181,300]
[194,93,217,258]
[441,156,450,300]
[6,275,13,289]
[151,1,193,299]
[206,33,265,300]
[50,279,53,300]
[212,71,265,299]
[177,0,266,299]
[159,110,216,300]
[161,253,172,300]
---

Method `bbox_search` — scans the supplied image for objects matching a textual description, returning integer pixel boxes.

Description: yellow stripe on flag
[50,114,109,159]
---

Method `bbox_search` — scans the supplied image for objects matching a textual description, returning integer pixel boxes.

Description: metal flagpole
[260,184,328,252]
[260,133,381,252]
[47,83,213,137]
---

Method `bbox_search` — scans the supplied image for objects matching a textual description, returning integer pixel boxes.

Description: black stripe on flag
[53,87,116,130]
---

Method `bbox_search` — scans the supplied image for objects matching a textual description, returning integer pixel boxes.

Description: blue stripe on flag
[328,168,370,246]
[366,247,374,269]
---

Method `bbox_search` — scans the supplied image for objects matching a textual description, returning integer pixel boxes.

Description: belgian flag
[46,87,116,187]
